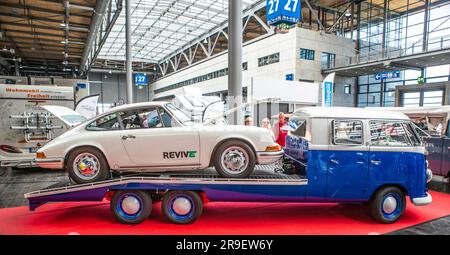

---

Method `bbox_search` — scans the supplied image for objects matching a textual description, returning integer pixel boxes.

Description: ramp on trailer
[25,168,308,211]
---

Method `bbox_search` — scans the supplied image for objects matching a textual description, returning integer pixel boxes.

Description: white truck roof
[292,107,410,120]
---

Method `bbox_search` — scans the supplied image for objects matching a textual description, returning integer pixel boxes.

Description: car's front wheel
[214,140,255,178]
[67,147,109,184]
[369,186,406,223]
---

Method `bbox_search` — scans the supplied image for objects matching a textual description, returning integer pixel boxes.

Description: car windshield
[164,103,194,126]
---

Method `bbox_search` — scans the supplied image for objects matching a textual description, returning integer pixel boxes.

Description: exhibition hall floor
[0,169,449,235]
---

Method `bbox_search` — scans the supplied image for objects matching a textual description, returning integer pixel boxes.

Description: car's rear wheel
[67,147,109,184]
[110,190,152,224]
[214,140,255,178]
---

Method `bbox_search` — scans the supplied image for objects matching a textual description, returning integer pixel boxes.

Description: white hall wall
[152,27,356,106]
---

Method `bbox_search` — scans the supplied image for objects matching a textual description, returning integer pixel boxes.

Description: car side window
[158,107,178,127]
[86,113,121,131]
[332,120,363,145]
[370,121,411,146]
[121,108,163,130]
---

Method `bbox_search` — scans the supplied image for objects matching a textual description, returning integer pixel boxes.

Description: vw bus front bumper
[412,192,432,206]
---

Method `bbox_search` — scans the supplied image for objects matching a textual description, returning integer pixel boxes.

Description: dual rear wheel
[110,190,203,225]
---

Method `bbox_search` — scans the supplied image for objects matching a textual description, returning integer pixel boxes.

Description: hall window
[321,52,335,69]
[258,53,280,67]
[344,84,352,94]
[300,48,315,60]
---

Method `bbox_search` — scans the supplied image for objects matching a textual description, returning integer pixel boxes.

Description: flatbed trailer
[24,166,308,224]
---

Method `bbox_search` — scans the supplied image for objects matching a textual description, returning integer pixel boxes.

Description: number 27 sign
[266,0,301,26]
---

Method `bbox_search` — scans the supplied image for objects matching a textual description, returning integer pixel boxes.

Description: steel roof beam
[0,3,92,19]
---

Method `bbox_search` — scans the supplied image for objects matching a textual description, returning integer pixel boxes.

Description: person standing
[272,112,288,147]
[261,118,274,139]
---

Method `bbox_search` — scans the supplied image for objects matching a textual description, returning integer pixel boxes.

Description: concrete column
[228,0,243,125]
[381,0,388,58]
[125,0,133,104]
[423,0,430,52]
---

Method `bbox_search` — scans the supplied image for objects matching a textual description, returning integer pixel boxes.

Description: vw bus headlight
[426,168,433,183]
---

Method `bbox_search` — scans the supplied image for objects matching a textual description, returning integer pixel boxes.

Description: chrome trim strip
[24,176,308,199]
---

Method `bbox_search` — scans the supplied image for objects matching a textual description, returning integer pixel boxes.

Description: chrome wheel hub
[121,196,141,215]
[172,197,192,216]
[221,146,249,174]
[73,153,100,180]
[382,196,397,214]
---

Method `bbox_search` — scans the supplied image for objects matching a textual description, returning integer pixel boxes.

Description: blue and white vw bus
[283,107,433,223]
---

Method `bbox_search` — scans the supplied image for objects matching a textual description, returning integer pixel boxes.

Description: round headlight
[426,169,433,183]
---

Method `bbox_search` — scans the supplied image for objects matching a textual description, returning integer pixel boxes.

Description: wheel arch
[369,183,409,202]
[208,137,257,167]
[64,145,111,169]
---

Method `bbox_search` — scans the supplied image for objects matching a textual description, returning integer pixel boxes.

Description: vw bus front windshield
[282,117,307,138]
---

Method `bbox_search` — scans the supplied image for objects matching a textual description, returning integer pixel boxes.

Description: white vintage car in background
[36,102,283,184]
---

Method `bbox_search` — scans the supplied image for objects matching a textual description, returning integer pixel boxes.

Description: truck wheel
[214,140,255,178]
[110,190,152,224]
[67,147,109,184]
[0,166,12,178]
[369,186,406,224]
[162,191,203,224]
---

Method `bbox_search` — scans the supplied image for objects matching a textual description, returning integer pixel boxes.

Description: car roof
[291,107,410,120]
[104,101,168,114]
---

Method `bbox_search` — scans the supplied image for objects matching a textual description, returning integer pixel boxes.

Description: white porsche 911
[36,102,283,184]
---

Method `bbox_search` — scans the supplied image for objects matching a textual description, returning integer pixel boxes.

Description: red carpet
[1,191,449,235]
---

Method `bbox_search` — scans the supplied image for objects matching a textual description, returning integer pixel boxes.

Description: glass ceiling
[99,0,260,63]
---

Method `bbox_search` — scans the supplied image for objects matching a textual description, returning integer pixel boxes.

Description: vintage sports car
[36,102,283,183]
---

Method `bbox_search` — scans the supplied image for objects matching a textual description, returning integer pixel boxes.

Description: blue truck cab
[283,107,433,223]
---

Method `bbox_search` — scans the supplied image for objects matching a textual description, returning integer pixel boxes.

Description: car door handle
[371,160,381,165]
[122,135,136,140]
[330,159,339,165]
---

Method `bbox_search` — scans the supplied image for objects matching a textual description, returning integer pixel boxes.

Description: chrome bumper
[35,158,64,169]
[256,150,284,165]
[412,192,432,206]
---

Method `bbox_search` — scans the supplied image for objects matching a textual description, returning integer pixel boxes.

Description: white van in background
[0,84,98,176]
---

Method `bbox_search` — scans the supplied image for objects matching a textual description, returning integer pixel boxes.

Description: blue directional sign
[266,0,301,26]
[134,73,148,86]
[286,73,294,81]
[375,70,401,80]
[323,81,333,107]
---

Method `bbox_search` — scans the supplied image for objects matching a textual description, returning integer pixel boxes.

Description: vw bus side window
[370,121,413,146]
[332,120,363,145]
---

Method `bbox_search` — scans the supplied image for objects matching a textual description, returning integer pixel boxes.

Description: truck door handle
[371,160,381,165]
[330,159,339,165]
[122,135,136,140]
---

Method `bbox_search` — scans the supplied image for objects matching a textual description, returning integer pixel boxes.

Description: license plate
[28,147,39,153]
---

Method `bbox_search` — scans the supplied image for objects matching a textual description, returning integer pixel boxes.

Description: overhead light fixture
[345,11,352,18]
[60,23,66,27]
[203,38,208,43]
[61,40,67,44]
[2,45,7,51]
[108,70,112,74]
